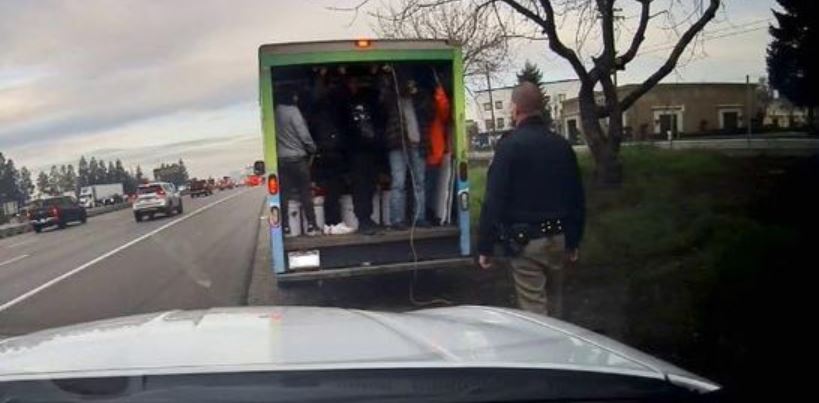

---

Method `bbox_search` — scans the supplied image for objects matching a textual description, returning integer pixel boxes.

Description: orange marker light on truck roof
[354,39,372,49]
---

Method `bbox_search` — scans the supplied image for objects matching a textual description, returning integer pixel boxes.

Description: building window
[718,107,743,131]
[652,107,684,136]
[496,118,505,129]
[483,102,492,111]
[567,119,579,144]
[484,119,494,131]
[495,100,503,110]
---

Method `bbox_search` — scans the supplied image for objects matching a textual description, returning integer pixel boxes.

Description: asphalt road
[0,186,266,336]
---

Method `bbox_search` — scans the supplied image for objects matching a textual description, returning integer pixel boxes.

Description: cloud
[0,0,373,151]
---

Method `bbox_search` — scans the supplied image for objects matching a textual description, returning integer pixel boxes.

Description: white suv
[133,182,183,222]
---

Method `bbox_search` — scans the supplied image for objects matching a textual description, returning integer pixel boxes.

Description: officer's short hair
[512,82,544,114]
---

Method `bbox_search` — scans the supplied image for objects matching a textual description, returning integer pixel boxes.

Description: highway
[0,187,266,336]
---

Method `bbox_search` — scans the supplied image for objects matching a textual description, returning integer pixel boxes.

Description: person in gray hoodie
[275,84,318,236]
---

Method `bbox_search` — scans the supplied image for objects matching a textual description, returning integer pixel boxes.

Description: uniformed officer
[477,82,586,317]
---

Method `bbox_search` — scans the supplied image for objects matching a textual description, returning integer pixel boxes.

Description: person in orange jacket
[426,84,450,167]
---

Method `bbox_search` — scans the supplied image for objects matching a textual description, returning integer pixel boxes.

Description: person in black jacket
[309,67,347,230]
[340,73,383,235]
[477,82,585,317]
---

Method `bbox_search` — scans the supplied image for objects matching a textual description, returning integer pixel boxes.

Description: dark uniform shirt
[477,115,585,255]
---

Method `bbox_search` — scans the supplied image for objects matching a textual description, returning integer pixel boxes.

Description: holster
[497,223,532,256]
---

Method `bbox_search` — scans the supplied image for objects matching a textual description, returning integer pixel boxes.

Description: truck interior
[271,60,463,272]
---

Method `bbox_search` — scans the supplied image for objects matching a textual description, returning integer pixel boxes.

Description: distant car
[102,194,124,206]
[26,196,87,233]
[132,182,183,222]
[189,179,213,198]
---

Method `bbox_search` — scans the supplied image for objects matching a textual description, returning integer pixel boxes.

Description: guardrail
[0,203,131,239]
[86,202,130,218]
[0,223,30,238]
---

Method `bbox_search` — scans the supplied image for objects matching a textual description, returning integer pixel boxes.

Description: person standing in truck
[383,75,429,230]
[309,67,347,232]
[477,82,585,318]
[341,73,382,235]
[275,84,319,237]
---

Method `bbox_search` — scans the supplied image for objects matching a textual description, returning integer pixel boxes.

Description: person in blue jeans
[382,77,429,230]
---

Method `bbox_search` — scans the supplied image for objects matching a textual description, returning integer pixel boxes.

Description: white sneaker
[333,223,356,235]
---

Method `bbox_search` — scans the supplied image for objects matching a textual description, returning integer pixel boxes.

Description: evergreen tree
[0,153,6,202]
[178,159,189,182]
[61,164,77,195]
[77,156,89,189]
[36,171,50,196]
[767,0,818,130]
[135,165,144,184]
[19,167,35,202]
[0,156,23,203]
[516,60,553,127]
[89,157,100,185]
[48,166,61,195]
[98,159,108,183]
[516,60,544,90]
[114,159,126,183]
[107,161,116,183]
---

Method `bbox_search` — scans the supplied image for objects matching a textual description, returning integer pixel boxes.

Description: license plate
[288,250,320,270]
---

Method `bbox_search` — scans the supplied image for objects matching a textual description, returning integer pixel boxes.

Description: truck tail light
[156,188,166,197]
[269,206,281,227]
[459,192,469,211]
[50,207,60,218]
[267,174,279,195]
[459,161,468,182]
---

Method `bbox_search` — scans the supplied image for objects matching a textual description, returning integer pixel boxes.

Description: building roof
[561,82,757,103]
[475,78,581,93]
[616,82,753,90]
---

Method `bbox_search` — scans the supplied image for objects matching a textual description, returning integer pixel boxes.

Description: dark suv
[26,196,87,233]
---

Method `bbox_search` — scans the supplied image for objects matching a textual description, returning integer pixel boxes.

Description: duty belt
[499,219,564,256]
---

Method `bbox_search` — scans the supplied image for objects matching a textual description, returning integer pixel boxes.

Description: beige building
[764,98,808,129]
[470,79,582,136]
[562,82,757,142]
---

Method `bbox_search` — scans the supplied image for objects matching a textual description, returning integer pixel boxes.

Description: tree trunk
[581,118,623,187]
[578,88,624,187]
[595,144,623,186]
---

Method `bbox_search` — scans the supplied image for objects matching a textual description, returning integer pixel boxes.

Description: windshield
[137,185,163,195]
[0,1,809,401]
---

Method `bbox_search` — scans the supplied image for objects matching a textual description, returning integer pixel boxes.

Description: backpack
[351,103,378,144]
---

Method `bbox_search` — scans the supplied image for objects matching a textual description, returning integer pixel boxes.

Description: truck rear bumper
[275,257,475,283]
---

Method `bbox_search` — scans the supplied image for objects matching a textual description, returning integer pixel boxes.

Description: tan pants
[507,235,565,317]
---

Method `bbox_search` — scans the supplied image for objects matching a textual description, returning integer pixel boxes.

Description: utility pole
[746,75,752,148]
[485,69,497,138]
[600,8,625,90]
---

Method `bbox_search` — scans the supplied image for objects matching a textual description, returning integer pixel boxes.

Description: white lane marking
[4,239,33,249]
[0,254,29,268]
[0,189,251,312]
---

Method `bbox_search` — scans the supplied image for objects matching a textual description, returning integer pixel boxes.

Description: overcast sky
[0,0,776,178]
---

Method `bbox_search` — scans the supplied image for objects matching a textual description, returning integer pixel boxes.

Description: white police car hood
[0,306,718,393]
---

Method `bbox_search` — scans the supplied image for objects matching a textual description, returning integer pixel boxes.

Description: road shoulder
[246,201,275,305]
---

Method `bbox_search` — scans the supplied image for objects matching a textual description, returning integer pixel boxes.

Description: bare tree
[371,0,520,77]
[344,0,721,185]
